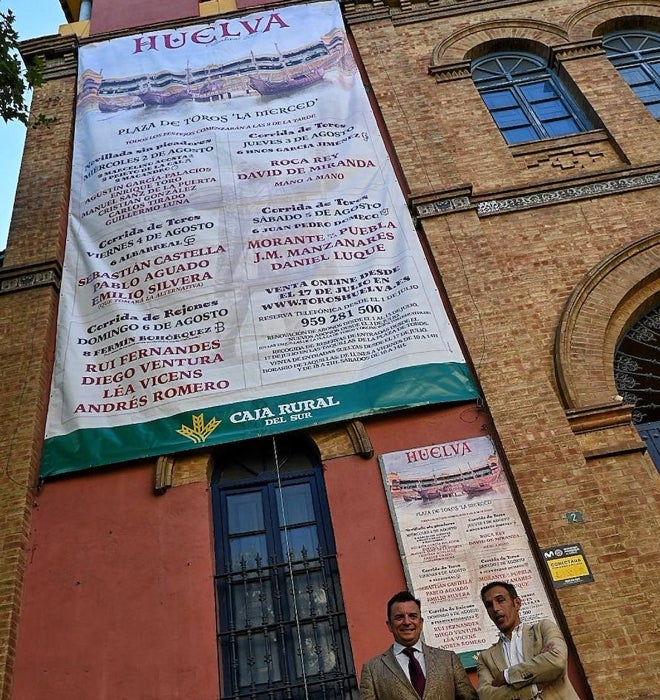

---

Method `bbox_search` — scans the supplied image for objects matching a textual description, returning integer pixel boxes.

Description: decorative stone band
[415,196,472,218]
[344,0,550,27]
[0,261,62,296]
[410,185,473,219]
[477,170,660,216]
[410,169,660,219]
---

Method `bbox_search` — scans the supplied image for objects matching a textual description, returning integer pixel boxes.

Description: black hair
[387,591,421,620]
[480,581,519,601]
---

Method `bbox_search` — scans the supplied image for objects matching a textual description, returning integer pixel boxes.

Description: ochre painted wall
[325,404,492,689]
[12,404,491,698]
[12,463,219,700]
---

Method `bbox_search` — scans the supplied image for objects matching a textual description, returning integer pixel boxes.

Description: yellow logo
[176,413,221,444]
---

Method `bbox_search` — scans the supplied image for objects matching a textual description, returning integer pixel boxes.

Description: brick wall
[1,3,658,699]
[349,2,660,698]
[0,37,76,699]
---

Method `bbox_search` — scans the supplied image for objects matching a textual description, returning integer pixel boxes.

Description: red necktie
[403,647,426,697]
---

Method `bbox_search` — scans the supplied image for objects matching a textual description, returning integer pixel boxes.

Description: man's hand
[492,670,506,687]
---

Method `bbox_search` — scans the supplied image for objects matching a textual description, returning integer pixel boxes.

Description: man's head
[480,581,522,638]
[386,591,423,647]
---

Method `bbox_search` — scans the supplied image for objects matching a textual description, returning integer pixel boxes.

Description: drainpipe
[80,0,92,21]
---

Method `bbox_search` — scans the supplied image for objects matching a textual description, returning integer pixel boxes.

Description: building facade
[0,0,658,698]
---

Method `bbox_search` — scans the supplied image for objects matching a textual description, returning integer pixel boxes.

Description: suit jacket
[360,642,478,700]
[477,619,580,700]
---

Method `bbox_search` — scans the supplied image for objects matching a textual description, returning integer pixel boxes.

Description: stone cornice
[19,34,79,80]
[565,403,648,459]
[410,185,474,218]
[476,163,660,216]
[342,2,392,25]
[429,60,471,82]
[552,37,605,62]
[343,0,545,26]
[581,440,648,459]
[0,260,62,296]
[565,402,635,434]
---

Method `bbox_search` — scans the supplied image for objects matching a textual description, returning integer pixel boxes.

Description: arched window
[211,434,358,699]
[471,52,593,144]
[614,306,660,472]
[603,30,660,118]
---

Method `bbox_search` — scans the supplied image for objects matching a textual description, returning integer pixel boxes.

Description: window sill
[509,129,609,157]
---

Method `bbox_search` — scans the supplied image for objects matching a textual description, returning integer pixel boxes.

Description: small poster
[379,436,554,668]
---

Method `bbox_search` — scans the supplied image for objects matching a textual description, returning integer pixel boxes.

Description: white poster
[379,436,554,666]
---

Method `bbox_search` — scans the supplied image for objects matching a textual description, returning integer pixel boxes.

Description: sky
[1,0,67,249]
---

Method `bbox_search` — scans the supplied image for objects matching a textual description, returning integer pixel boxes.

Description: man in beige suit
[477,581,580,700]
[360,591,478,700]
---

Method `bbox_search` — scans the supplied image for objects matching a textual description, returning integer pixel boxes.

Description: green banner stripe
[457,649,483,670]
[41,363,477,477]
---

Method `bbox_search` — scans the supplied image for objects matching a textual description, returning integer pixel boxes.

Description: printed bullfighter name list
[69,109,334,414]
[233,119,449,384]
[43,2,474,476]
[65,95,450,418]
[69,118,237,417]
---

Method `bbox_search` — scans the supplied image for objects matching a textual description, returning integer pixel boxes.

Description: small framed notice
[541,543,594,588]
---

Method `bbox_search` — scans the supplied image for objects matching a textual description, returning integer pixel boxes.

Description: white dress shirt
[392,642,427,683]
[501,624,541,697]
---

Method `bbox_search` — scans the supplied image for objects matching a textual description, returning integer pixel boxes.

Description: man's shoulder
[422,643,460,661]
[363,648,394,667]
[477,638,501,656]
[526,618,561,637]
[475,636,503,667]
[536,617,559,629]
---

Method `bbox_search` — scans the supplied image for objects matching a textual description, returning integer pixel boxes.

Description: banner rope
[273,435,310,698]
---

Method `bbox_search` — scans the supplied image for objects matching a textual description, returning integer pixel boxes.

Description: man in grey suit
[359,590,478,699]
[477,581,580,700]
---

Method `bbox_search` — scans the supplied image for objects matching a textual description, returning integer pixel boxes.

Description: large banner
[41,1,476,477]
[379,436,554,668]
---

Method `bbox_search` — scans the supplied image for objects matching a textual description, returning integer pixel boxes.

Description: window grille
[212,435,358,699]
